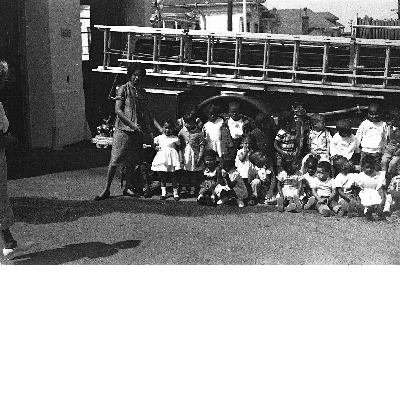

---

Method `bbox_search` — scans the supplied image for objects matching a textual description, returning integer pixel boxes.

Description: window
[80,5,90,61]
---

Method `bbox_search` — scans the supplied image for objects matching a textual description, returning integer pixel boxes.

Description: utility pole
[228,0,233,31]
[243,0,247,32]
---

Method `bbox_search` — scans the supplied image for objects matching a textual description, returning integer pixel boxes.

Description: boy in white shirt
[356,103,388,166]
[330,119,359,162]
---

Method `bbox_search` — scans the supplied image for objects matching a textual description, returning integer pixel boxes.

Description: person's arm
[277,179,284,199]
[238,148,248,162]
[115,90,141,132]
[328,185,338,203]
[337,187,351,202]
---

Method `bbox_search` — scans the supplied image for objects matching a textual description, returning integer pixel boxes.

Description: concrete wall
[25,0,88,149]
[124,0,153,26]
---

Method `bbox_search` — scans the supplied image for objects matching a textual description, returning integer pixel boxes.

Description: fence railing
[354,16,400,40]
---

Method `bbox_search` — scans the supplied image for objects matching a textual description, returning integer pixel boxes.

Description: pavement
[3,140,400,265]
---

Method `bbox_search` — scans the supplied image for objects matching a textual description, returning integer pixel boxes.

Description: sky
[266,0,399,29]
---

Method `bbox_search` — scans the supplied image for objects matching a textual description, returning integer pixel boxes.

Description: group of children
[145,100,400,220]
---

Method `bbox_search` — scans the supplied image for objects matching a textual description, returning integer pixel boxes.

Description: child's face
[316,167,329,181]
[184,118,197,130]
[163,123,174,136]
[363,164,375,176]
[229,105,241,121]
[207,111,218,122]
[339,129,352,137]
[306,165,317,176]
[241,139,251,151]
[313,120,325,131]
[204,156,216,170]
[368,107,380,122]
[341,161,353,174]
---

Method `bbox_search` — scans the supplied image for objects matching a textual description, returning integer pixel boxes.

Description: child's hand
[155,145,160,151]
[221,169,228,178]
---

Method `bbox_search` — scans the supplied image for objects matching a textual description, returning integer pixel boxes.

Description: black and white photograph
[1,1,399,399]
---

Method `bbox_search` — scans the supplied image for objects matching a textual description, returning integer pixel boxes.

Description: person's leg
[95,163,117,200]
[170,172,180,200]
[316,200,331,216]
[381,151,391,174]
[159,172,167,199]
[388,155,400,177]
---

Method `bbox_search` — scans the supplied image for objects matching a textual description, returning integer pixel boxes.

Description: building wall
[124,0,153,26]
[25,0,88,149]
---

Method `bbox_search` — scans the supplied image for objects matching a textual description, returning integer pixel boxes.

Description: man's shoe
[3,241,35,260]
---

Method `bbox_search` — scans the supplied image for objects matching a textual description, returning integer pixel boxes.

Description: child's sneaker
[217,197,228,205]
[3,241,35,260]
[285,202,297,212]
[237,199,245,208]
[303,196,317,210]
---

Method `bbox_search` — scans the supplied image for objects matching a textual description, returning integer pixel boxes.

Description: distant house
[269,8,344,36]
[161,0,276,32]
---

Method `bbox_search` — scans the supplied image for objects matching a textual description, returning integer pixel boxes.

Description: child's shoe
[174,195,180,201]
[337,209,346,217]
[364,208,374,221]
[3,241,35,260]
[332,205,342,214]
[160,195,166,201]
[237,199,245,208]
[285,202,297,212]
[217,197,228,205]
[277,197,284,212]
[293,196,303,212]
[303,196,317,210]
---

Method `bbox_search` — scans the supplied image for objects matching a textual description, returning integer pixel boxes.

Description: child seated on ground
[381,109,400,181]
[197,149,220,206]
[247,151,276,205]
[276,158,303,212]
[354,154,386,220]
[356,103,388,166]
[310,161,341,217]
[301,113,330,173]
[383,163,400,218]
[248,111,277,159]
[300,155,318,210]
[330,119,359,168]
[274,111,300,172]
[335,159,361,218]
[235,134,255,197]
[214,158,248,208]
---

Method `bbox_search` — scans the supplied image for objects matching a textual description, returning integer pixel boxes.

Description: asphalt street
[3,166,400,265]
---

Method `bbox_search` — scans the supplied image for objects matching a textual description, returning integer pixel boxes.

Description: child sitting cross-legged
[197,149,220,206]
[335,159,361,218]
[310,161,342,217]
[247,151,276,205]
[276,158,303,212]
[354,154,387,221]
[214,158,248,208]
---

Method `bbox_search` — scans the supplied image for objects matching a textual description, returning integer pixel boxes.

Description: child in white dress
[202,103,224,158]
[178,109,205,197]
[355,154,386,220]
[335,159,360,217]
[151,119,182,201]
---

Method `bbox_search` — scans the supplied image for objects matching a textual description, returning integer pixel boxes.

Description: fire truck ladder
[93,25,400,98]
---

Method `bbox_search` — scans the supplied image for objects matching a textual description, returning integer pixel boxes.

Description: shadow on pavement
[11,196,277,225]
[13,239,141,265]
